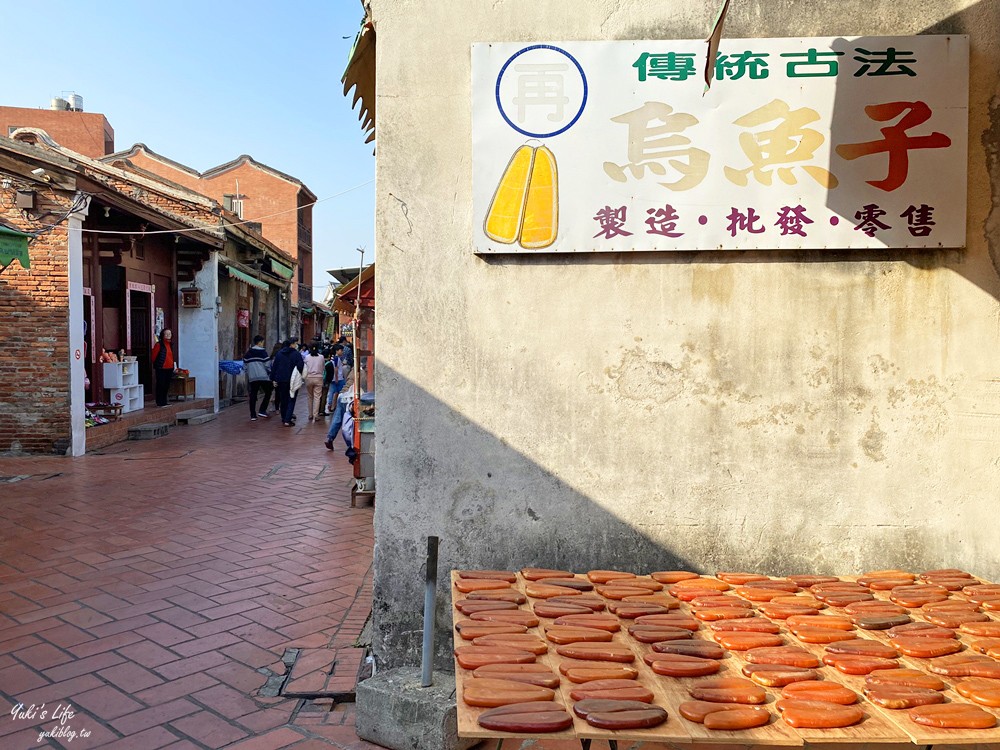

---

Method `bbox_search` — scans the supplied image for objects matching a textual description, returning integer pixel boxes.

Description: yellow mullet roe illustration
[484,144,559,249]
[519,146,558,249]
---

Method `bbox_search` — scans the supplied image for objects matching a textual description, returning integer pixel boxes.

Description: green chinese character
[633,52,698,82]
[853,48,917,77]
[716,51,770,80]
[780,49,845,77]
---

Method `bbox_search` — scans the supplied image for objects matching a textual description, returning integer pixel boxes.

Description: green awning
[0,225,32,270]
[269,258,294,279]
[225,265,269,291]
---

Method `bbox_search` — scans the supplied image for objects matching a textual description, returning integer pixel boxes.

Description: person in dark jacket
[151,329,176,407]
[267,341,283,413]
[242,335,272,421]
[270,337,304,426]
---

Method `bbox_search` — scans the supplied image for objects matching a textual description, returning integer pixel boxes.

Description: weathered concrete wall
[370,0,1000,669]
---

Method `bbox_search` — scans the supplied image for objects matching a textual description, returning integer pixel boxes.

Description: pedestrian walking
[268,341,282,413]
[271,337,304,426]
[322,344,345,416]
[243,335,273,421]
[151,329,176,407]
[302,344,325,421]
[325,359,355,450]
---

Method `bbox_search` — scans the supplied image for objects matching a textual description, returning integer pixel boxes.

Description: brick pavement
[0,399,383,749]
[0,403,690,750]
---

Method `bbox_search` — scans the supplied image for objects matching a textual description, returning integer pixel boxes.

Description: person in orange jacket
[151,329,176,407]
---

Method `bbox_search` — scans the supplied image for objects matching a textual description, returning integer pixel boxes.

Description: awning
[342,16,376,144]
[269,258,294,280]
[0,225,32,270]
[225,265,269,291]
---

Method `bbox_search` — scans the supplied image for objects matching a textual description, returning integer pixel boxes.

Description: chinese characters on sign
[472,36,968,252]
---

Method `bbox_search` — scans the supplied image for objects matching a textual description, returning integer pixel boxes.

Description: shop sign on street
[472,36,968,253]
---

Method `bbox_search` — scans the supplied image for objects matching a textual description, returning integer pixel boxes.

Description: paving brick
[98,661,164,692]
[116,640,181,669]
[206,661,268,693]
[170,709,249,748]
[154,650,229,680]
[99,726,180,750]
[190,683,260,719]
[0,404,374,749]
[73,684,144,720]
[13,642,74,671]
[222,726,304,750]
[134,672,218,707]
[109,698,199,736]
[221,641,282,669]
[0,662,49,694]
[67,630,144,658]
[135,621,194,647]
[170,630,241,657]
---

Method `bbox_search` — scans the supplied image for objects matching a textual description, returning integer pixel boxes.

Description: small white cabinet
[103,361,144,413]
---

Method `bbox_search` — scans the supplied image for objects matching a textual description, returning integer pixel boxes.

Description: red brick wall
[131,155,311,305]
[0,193,73,454]
[0,107,114,158]
[127,152,204,194]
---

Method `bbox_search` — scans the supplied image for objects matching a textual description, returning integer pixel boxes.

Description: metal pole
[421,535,439,687]
[353,247,364,396]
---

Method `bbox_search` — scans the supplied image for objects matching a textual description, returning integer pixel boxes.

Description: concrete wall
[178,256,220,408]
[370,0,1000,669]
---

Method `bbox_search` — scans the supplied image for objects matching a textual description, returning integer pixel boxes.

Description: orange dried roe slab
[908,703,997,729]
[865,685,946,709]
[777,699,865,728]
[864,668,945,691]
[688,677,767,705]
[780,680,858,705]
[478,701,573,733]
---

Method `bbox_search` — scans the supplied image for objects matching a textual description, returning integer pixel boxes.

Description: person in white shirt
[301,344,326,421]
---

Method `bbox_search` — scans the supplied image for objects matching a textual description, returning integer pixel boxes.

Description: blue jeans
[325,380,344,411]
[326,397,348,442]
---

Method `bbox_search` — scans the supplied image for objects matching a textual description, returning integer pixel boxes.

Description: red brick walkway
[0,399,383,749]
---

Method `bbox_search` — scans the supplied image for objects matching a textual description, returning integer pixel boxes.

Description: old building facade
[0,130,294,455]
[363,0,1000,670]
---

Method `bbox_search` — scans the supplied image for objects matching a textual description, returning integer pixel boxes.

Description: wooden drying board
[668,587,909,744]
[691,586,910,745]
[451,571,577,742]
[627,633,802,745]
[842,576,1000,745]
[452,569,1000,746]
[715,573,1000,746]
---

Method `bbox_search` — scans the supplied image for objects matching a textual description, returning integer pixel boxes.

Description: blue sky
[3,0,375,289]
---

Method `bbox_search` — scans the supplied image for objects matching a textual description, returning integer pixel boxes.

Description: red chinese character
[835,101,951,192]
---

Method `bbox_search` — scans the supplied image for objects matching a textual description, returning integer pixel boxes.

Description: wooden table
[452,569,999,749]
[168,375,196,401]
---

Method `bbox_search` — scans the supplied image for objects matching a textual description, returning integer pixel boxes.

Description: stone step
[175,409,208,423]
[185,413,217,426]
[128,423,170,440]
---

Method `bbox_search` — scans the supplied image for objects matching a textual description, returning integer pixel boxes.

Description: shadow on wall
[371,360,977,672]
[820,5,1000,303]
[373,359,701,671]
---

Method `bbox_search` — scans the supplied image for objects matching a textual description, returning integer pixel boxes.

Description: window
[223,194,245,219]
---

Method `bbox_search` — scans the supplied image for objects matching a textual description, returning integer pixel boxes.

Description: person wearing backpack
[243,335,273,422]
[271,337,304,426]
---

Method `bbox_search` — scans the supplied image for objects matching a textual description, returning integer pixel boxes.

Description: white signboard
[472,36,968,253]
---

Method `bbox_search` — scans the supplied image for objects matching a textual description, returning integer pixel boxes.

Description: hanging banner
[472,35,969,253]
